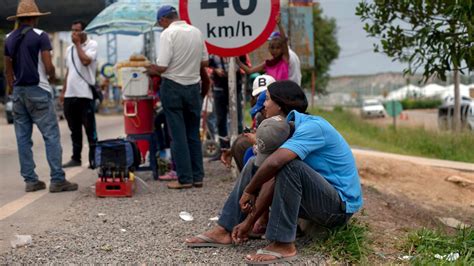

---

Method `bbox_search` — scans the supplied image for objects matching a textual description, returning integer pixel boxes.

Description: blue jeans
[218,158,351,243]
[160,78,204,184]
[12,86,65,183]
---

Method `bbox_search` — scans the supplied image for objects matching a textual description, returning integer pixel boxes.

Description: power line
[338,48,374,59]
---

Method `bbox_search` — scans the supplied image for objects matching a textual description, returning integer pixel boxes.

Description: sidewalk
[352,148,474,172]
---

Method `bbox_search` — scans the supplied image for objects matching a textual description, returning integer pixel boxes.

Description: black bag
[70,47,103,103]
[92,138,141,170]
[88,84,104,102]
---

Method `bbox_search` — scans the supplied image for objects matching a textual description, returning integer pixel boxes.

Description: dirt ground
[354,153,474,261]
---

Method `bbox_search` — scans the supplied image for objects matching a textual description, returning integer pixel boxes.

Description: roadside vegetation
[304,218,474,264]
[304,218,371,264]
[400,227,474,264]
[309,107,474,163]
[401,98,443,110]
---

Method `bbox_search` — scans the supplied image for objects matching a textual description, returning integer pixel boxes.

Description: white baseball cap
[252,75,276,96]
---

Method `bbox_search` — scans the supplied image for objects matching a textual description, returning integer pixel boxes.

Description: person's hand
[214,68,226,77]
[71,32,81,45]
[239,191,256,214]
[220,148,232,169]
[231,220,252,245]
[59,92,65,105]
[235,56,244,67]
[144,64,160,76]
[276,13,281,25]
[243,132,257,145]
[48,76,56,84]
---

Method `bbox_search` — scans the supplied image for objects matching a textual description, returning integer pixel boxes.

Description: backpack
[92,138,141,170]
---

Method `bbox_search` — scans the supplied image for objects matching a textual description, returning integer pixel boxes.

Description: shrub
[400,98,442,109]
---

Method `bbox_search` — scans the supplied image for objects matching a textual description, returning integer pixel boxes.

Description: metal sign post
[384,100,403,131]
[180,0,280,174]
[228,57,238,148]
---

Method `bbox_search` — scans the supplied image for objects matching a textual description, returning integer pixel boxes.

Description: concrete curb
[352,148,474,172]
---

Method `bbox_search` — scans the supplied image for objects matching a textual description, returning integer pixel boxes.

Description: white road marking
[0,166,84,221]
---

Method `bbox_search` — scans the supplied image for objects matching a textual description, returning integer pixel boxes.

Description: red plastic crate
[95,177,135,197]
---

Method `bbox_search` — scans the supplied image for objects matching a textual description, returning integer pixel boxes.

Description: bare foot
[245,242,297,263]
[252,212,269,235]
[185,225,232,245]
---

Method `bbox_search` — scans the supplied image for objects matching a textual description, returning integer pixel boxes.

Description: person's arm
[201,60,209,68]
[145,64,163,76]
[60,69,68,104]
[4,56,14,90]
[277,15,290,62]
[72,32,92,66]
[200,66,211,98]
[236,57,265,74]
[240,148,298,211]
[41,50,56,82]
[232,178,275,244]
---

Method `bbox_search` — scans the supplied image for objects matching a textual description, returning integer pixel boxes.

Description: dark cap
[254,116,290,167]
[267,80,308,115]
[156,5,177,21]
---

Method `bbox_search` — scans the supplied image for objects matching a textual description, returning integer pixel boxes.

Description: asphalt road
[0,113,125,252]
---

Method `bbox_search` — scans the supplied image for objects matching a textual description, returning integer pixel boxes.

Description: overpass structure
[0,0,106,32]
[0,0,111,99]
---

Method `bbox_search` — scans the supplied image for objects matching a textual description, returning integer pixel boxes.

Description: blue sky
[318,0,407,76]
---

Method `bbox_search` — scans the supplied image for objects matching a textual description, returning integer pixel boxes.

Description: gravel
[0,161,325,264]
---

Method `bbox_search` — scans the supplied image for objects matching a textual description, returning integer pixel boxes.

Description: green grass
[304,218,371,264]
[309,107,474,163]
[400,227,474,264]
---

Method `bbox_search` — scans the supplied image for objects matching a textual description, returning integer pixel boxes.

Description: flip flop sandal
[244,249,298,265]
[186,234,233,248]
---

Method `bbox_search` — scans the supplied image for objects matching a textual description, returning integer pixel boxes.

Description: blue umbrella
[85,0,177,36]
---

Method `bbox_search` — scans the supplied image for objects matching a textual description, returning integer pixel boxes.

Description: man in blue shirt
[4,0,78,193]
[186,81,362,264]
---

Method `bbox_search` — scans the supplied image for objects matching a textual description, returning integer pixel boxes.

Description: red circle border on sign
[180,0,280,57]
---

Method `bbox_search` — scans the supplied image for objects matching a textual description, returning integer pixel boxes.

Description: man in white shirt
[60,20,99,168]
[146,5,209,189]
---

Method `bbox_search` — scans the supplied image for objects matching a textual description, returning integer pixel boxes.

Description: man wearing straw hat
[4,0,78,193]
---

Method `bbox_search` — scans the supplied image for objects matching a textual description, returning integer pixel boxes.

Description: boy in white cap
[250,74,275,128]
[220,75,276,171]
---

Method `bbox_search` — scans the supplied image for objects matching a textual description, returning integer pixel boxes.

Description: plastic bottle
[10,235,32,248]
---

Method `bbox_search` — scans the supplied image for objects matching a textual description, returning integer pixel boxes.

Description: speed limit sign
[180,0,280,56]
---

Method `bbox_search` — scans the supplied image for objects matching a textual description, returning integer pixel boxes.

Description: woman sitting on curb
[185,80,363,264]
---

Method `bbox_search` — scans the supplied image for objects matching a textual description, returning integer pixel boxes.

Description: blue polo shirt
[281,111,363,213]
[4,25,52,88]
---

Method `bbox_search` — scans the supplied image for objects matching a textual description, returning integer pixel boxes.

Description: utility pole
[105,0,118,64]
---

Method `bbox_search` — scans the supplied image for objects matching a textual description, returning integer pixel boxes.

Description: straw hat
[7,0,51,21]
